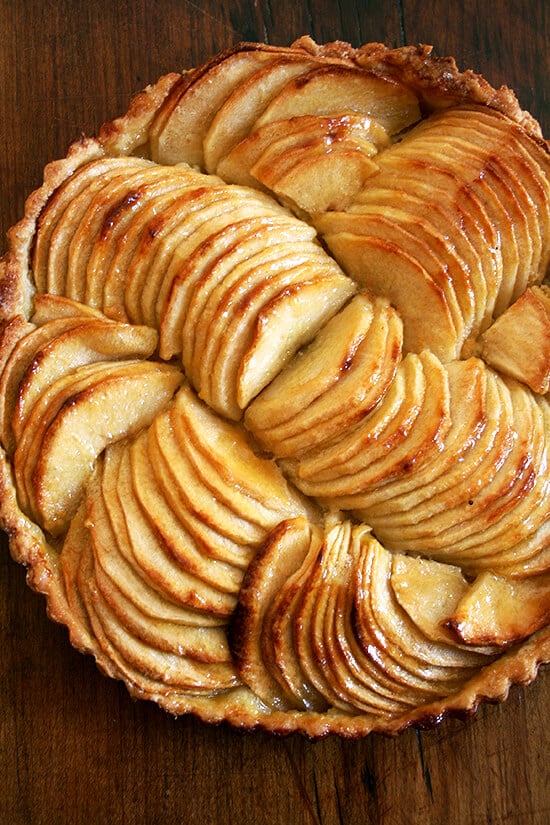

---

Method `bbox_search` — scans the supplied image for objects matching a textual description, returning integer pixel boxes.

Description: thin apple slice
[209,261,354,419]
[237,264,355,409]
[481,286,550,393]
[354,541,487,697]
[24,360,181,535]
[58,500,102,654]
[390,554,495,655]
[351,186,488,344]
[113,441,237,619]
[124,184,241,327]
[368,375,546,564]
[326,570,417,713]
[447,571,550,647]
[184,231,319,388]
[83,567,239,693]
[244,291,376,431]
[45,160,154,298]
[86,465,225,628]
[344,203,476,339]
[367,155,503,330]
[144,187,272,331]
[230,516,322,711]
[245,293,402,458]
[414,132,535,312]
[425,111,547,287]
[254,64,421,135]
[82,166,204,318]
[323,230,459,361]
[91,551,234,664]
[202,56,318,173]
[0,316,96,454]
[417,105,550,276]
[163,210,306,366]
[159,201,299,363]
[150,401,267,548]
[128,431,243,595]
[149,45,296,167]
[251,135,380,213]
[352,358,488,512]
[32,156,152,294]
[360,366,504,536]
[293,520,362,712]
[86,168,205,317]
[184,242,328,406]
[13,319,158,438]
[318,209,466,345]
[170,384,310,528]
[0,316,36,453]
[218,113,389,188]
[291,351,450,505]
[30,294,107,324]
[288,352,426,486]
[386,132,524,318]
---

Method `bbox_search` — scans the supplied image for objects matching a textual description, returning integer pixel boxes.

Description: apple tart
[1,37,549,737]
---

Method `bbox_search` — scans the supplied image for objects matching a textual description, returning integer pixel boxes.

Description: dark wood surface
[0,2,548,823]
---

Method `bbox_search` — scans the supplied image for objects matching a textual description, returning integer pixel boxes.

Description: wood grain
[0,2,548,823]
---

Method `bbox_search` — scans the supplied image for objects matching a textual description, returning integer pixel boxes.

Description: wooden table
[0,2,548,823]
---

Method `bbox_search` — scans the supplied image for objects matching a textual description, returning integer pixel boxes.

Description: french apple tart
[1,37,549,737]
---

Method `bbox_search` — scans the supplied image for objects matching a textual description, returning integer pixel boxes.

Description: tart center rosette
[0,37,549,737]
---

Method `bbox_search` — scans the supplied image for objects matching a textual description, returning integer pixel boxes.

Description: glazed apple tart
[1,37,549,737]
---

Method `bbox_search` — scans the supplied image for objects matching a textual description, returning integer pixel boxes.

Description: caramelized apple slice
[252,135,379,213]
[82,562,239,693]
[230,516,320,710]
[32,156,152,294]
[45,161,155,299]
[245,293,402,458]
[13,319,158,438]
[318,209,466,345]
[481,286,550,393]
[0,316,95,454]
[30,294,107,324]
[323,230,459,360]
[184,231,320,386]
[352,186,488,341]
[354,541,490,697]
[203,56,318,173]
[147,188,280,332]
[86,168,204,316]
[237,265,355,409]
[128,431,244,594]
[352,358,487,512]
[170,384,310,527]
[91,551,234,665]
[159,201,300,362]
[387,132,525,318]
[288,352,426,484]
[292,351,450,505]
[447,571,550,646]
[113,442,237,618]
[367,155,504,328]
[86,467,225,628]
[254,64,421,135]
[22,360,181,535]
[82,166,203,318]
[390,554,470,645]
[218,113,389,188]
[209,262,354,418]
[149,45,296,166]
